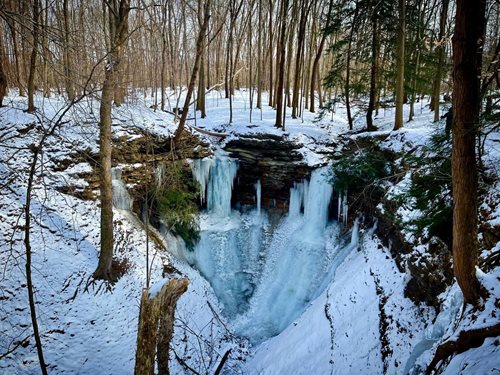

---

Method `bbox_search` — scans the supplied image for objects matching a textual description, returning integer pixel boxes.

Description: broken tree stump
[134,278,189,375]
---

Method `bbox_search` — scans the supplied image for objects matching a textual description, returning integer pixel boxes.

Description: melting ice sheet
[172,154,355,344]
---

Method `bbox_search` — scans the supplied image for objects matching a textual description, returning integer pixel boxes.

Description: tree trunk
[156,279,189,374]
[63,0,75,100]
[393,0,405,130]
[256,0,262,109]
[24,147,48,375]
[0,22,8,107]
[345,2,359,130]
[451,0,486,305]
[173,0,211,143]
[432,0,450,122]
[366,7,379,131]
[292,0,310,118]
[27,0,40,113]
[268,0,274,107]
[275,0,289,128]
[196,5,207,119]
[94,0,131,281]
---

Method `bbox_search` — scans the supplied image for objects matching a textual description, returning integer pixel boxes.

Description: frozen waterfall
[190,153,238,216]
[165,154,357,344]
[111,168,133,211]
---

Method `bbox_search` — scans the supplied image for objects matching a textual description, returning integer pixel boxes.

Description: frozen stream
[165,153,357,344]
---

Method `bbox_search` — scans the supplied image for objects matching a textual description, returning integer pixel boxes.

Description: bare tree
[173,0,211,144]
[94,0,131,281]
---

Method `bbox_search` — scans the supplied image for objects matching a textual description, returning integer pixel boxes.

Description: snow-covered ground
[1,90,498,374]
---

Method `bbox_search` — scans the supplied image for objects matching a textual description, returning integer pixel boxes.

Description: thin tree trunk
[366,6,379,131]
[432,0,450,122]
[196,4,207,119]
[275,0,289,128]
[0,21,8,107]
[268,0,274,107]
[292,0,310,118]
[393,0,405,130]
[173,0,211,143]
[256,0,262,109]
[24,147,48,375]
[27,0,40,113]
[285,0,298,108]
[345,3,359,130]
[63,0,75,100]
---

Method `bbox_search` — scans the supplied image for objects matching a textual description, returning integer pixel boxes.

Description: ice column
[206,155,238,217]
[289,180,306,218]
[255,180,262,214]
[303,168,333,233]
[189,153,237,216]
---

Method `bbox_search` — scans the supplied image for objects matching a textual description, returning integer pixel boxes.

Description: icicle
[155,163,165,188]
[255,180,262,214]
[189,153,238,212]
[338,194,342,223]
[350,218,359,246]
[342,191,348,226]
[189,157,214,204]
[289,180,306,217]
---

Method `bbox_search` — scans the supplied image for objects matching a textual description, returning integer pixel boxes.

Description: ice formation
[111,168,133,211]
[164,154,358,343]
[255,180,262,214]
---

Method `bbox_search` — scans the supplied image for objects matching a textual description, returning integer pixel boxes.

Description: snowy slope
[245,233,430,375]
[0,94,245,374]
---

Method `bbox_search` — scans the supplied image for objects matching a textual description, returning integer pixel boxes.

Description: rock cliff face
[224,134,314,211]
[57,129,210,203]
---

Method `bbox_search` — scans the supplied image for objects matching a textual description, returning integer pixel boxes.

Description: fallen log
[189,125,228,138]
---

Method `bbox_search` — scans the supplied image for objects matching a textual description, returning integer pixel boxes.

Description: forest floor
[0,90,499,374]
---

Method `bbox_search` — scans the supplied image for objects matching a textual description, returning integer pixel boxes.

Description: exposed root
[425,323,500,375]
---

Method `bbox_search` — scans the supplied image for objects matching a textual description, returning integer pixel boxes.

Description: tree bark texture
[451,0,486,304]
